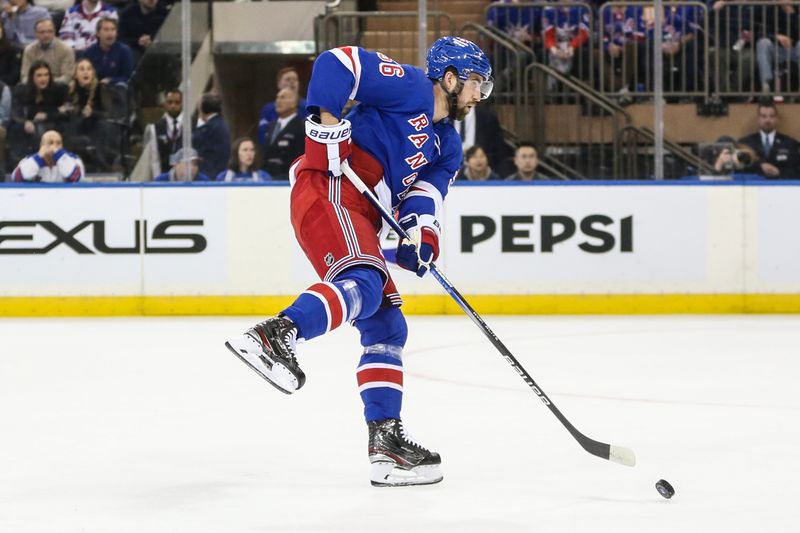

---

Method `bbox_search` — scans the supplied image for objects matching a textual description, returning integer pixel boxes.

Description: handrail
[535,159,572,181]
[318,10,455,57]
[541,154,586,180]
[461,21,519,50]
[460,21,527,133]
[525,62,630,120]
[525,61,628,178]
[619,126,717,176]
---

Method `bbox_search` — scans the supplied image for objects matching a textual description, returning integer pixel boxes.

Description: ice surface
[1,315,799,532]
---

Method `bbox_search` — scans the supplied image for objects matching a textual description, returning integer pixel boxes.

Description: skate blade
[369,461,443,487]
[224,336,299,394]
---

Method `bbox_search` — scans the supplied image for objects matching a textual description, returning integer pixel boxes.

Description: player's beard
[444,80,466,121]
[453,103,470,121]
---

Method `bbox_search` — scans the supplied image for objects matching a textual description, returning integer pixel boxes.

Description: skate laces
[282,327,298,360]
[399,422,430,452]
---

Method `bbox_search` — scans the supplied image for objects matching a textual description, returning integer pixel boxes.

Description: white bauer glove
[304,115,352,177]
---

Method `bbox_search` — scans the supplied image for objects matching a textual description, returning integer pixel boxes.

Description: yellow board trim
[2,294,800,316]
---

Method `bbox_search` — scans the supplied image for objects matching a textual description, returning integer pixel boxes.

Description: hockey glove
[305,114,352,177]
[396,214,440,277]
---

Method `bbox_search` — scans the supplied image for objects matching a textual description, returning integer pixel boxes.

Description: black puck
[655,479,675,499]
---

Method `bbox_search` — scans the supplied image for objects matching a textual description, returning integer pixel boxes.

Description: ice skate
[368,418,443,487]
[225,317,306,394]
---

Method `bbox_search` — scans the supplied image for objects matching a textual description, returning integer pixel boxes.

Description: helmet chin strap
[439,78,464,121]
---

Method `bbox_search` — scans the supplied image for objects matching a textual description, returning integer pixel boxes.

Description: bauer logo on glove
[305,115,352,177]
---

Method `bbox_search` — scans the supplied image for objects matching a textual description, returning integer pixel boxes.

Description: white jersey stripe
[330,47,361,101]
[307,289,332,332]
[356,363,404,372]
[358,382,403,393]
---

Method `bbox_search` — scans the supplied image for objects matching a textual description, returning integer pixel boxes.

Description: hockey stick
[340,161,635,467]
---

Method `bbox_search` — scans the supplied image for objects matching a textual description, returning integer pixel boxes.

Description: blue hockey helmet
[426,36,493,99]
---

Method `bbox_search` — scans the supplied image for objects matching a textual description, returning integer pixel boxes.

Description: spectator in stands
[0,22,20,86]
[144,87,181,176]
[1,0,50,49]
[216,137,272,182]
[453,105,512,177]
[0,76,10,170]
[258,66,307,145]
[59,0,118,53]
[600,3,645,95]
[456,145,501,181]
[35,0,73,24]
[738,101,800,178]
[708,0,755,95]
[261,87,303,180]
[485,0,539,92]
[9,59,67,162]
[506,142,545,180]
[119,0,168,60]
[11,129,84,182]
[487,0,539,45]
[82,17,133,86]
[63,58,110,170]
[657,4,702,93]
[602,4,701,94]
[754,1,800,94]
[192,92,231,179]
[154,147,210,182]
[21,18,74,85]
[542,3,591,87]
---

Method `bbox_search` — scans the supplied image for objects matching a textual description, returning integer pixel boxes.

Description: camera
[733,149,752,167]
[701,137,757,175]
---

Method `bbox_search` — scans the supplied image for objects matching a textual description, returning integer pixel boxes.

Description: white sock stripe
[322,281,348,322]
[306,289,332,332]
[356,363,404,372]
[358,382,403,393]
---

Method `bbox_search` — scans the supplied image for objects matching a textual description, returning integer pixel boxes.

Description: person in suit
[150,88,182,175]
[738,101,800,179]
[192,92,231,179]
[257,66,308,145]
[261,87,303,180]
[452,105,513,177]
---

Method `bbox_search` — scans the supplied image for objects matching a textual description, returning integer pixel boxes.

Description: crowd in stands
[1,0,172,179]
[487,0,800,97]
[6,1,800,183]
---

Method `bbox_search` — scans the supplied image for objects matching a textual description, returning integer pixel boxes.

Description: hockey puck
[655,479,675,499]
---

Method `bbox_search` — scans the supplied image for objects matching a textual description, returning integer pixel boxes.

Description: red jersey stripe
[310,282,344,330]
[356,367,403,387]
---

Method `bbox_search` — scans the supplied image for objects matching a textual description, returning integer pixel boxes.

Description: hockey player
[225,37,492,487]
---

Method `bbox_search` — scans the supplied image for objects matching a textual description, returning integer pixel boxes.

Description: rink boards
[2,181,800,315]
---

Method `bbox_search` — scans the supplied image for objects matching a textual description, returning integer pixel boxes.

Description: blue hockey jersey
[306,46,463,235]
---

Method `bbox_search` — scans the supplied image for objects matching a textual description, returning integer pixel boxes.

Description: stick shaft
[340,162,630,464]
